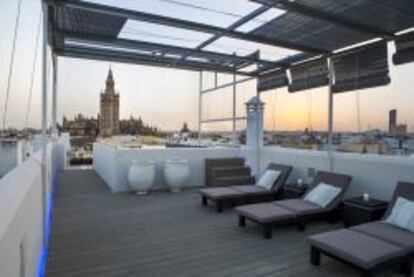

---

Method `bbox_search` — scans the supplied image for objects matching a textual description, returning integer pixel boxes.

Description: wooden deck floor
[46,170,398,277]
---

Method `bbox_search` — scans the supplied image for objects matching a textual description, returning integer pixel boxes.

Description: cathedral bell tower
[106,68,115,93]
[99,68,120,137]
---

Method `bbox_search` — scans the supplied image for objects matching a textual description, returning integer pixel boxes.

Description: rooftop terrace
[46,169,400,276]
[1,1,414,276]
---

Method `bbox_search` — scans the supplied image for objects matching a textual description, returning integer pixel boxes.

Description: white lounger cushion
[256,170,281,190]
[385,197,414,232]
[304,183,341,208]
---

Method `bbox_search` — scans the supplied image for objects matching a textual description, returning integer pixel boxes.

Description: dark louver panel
[257,69,287,92]
[288,58,328,92]
[332,41,390,93]
[251,0,414,52]
[393,32,414,65]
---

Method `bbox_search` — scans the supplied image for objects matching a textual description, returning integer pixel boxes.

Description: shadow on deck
[46,170,397,276]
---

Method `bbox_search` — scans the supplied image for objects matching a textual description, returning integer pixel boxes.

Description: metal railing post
[41,1,49,245]
[52,54,58,134]
[327,58,334,171]
[198,71,203,142]
[232,73,237,145]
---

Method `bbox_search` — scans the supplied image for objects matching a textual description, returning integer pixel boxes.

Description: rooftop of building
[1,1,414,276]
[46,169,392,277]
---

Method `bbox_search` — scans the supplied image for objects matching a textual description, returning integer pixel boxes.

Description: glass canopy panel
[83,0,260,28]
[236,8,286,33]
[119,20,214,48]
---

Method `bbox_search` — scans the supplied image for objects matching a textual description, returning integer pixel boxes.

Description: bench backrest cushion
[385,197,414,232]
[256,170,281,190]
[305,171,352,211]
[266,163,293,192]
[304,183,342,208]
[383,182,414,219]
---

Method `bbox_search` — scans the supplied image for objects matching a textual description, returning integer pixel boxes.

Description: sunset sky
[0,0,413,132]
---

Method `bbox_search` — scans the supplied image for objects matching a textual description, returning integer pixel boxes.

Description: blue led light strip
[38,172,59,277]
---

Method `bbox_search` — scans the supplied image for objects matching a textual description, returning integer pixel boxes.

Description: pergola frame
[53,0,329,55]
[40,0,414,243]
[44,0,413,76]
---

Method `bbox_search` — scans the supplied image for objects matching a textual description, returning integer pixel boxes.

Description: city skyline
[0,0,413,132]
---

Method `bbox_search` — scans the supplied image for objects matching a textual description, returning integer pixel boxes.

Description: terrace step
[211,166,251,179]
[205,157,247,187]
[205,157,245,168]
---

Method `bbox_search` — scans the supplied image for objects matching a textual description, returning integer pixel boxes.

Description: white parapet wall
[93,142,414,201]
[0,140,65,277]
[0,156,43,277]
[93,143,243,192]
[259,146,414,201]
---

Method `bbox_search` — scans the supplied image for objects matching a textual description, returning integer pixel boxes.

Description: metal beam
[62,32,284,68]
[265,0,394,39]
[54,0,328,54]
[202,76,256,94]
[198,6,271,50]
[201,117,247,124]
[57,45,255,76]
[180,6,271,63]
[252,52,316,75]
[254,36,395,76]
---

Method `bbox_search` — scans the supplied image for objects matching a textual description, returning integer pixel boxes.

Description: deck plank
[46,170,398,277]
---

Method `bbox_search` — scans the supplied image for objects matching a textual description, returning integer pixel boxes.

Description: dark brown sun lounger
[199,163,292,212]
[236,171,352,239]
[309,182,414,277]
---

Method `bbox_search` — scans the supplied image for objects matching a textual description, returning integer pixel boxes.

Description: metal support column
[41,1,49,244]
[52,54,58,134]
[232,73,237,145]
[198,71,203,142]
[327,58,334,171]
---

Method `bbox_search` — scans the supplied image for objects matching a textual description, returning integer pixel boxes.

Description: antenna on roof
[272,89,277,132]
[356,91,362,133]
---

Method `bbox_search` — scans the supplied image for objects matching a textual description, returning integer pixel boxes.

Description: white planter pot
[164,159,190,193]
[127,160,155,195]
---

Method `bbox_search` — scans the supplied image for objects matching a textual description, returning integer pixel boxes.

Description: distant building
[396,124,408,136]
[119,116,143,135]
[100,68,120,137]
[338,143,385,155]
[119,116,159,135]
[389,109,397,135]
[180,122,190,133]
[62,114,98,137]
[388,109,408,138]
